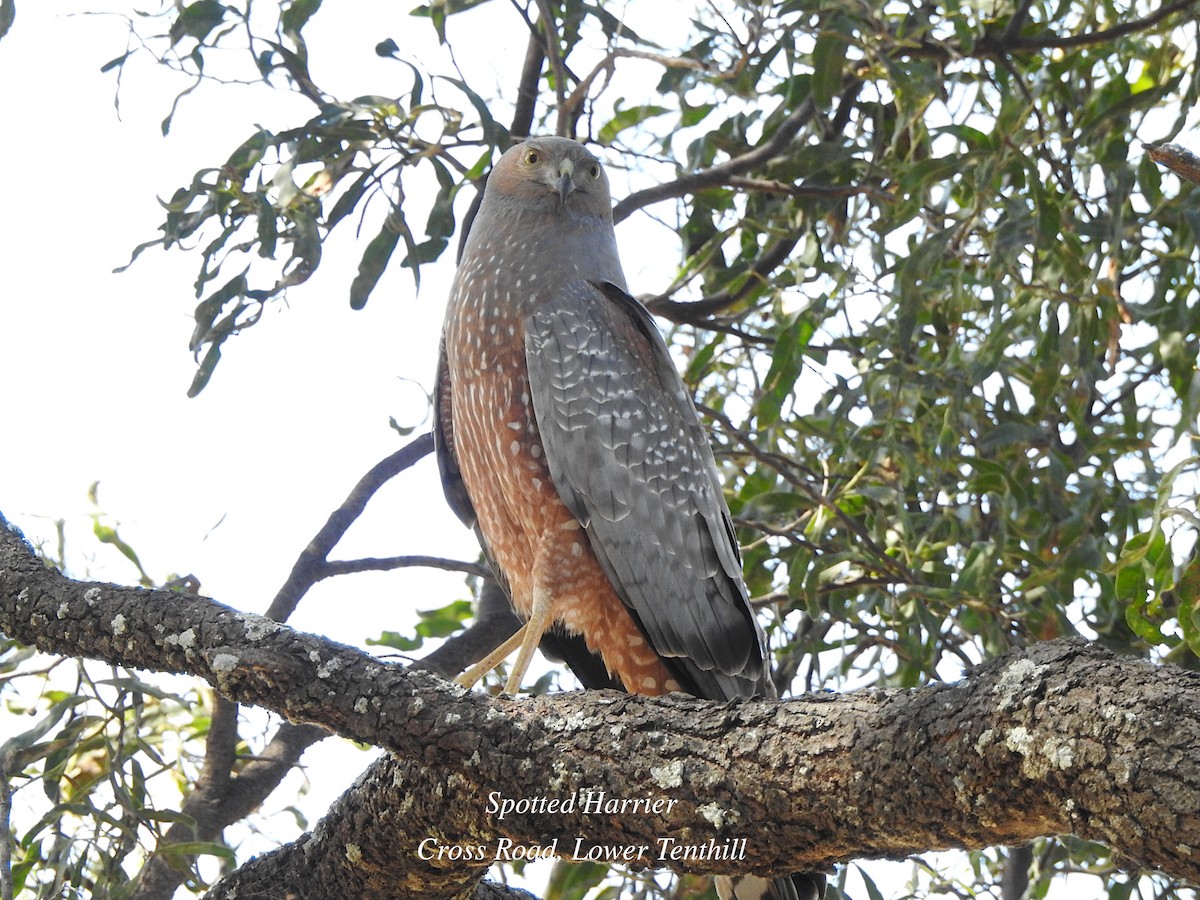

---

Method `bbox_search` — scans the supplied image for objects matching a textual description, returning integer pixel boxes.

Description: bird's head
[486,137,613,220]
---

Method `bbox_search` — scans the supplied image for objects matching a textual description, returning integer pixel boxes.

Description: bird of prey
[434,136,822,900]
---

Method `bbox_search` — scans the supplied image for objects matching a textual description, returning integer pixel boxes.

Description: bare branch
[321,555,491,579]
[722,176,890,203]
[132,434,435,895]
[1000,0,1035,43]
[647,230,803,322]
[511,25,545,140]
[988,0,1198,51]
[564,48,714,122]
[265,433,434,622]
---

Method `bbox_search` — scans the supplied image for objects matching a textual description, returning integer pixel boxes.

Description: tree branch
[1146,142,1200,186]
[265,433,435,622]
[321,554,490,580]
[531,0,568,136]
[4,512,1199,898]
[984,0,1198,52]
[611,98,816,224]
[126,436,436,896]
[646,229,803,322]
[510,23,545,140]
[211,640,1200,897]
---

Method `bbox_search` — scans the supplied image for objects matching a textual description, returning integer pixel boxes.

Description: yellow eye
[588,164,600,178]
[525,150,540,165]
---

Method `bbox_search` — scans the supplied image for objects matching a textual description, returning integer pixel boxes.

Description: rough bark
[2,513,1198,899]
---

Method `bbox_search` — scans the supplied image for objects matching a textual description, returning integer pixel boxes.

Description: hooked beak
[555,158,576,205]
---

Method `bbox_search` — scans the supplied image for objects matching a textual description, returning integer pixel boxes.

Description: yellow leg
[453,587,555,695]
[454,624,531,689]
[503,588,553,695]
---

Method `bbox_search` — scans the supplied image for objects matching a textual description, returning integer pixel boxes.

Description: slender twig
[982,0,1196,52]
[723,176,890,203]
[0,768,11,900]
[564,48,714,121]
[322,555,491,579]
[612,98,816,223]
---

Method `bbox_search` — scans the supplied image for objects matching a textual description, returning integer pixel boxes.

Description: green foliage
[368,599,474,652]
[87,483,152,588]
[2,645,214,898]
[15,0,1200,897]
[109,2,501,395]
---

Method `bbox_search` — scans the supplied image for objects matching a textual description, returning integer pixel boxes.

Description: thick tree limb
[510,16,545,141]
[3,512,1199,898]
[131,705,323,899]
